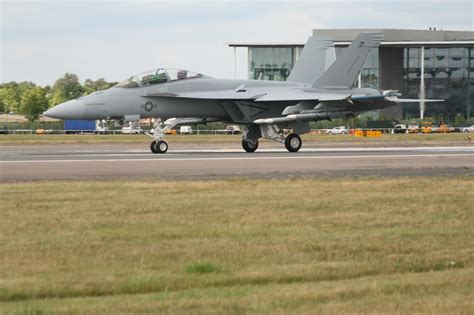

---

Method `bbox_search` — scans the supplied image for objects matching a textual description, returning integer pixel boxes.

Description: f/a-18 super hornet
[44,33,440,153]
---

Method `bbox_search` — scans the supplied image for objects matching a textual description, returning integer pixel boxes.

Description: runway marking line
[2,146,473,157]
[1,153,472,164]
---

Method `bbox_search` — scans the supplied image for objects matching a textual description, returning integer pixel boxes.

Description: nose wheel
[150,140,168,154]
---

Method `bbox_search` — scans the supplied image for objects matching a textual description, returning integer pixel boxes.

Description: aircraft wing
[253,90,350,102]
[144,89,265,100]
[144,88,350,102]
[146,89,422,105]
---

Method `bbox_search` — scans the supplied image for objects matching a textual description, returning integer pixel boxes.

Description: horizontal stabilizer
[390,98,445,103]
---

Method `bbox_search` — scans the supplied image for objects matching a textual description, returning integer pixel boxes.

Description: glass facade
[403,47,473,119]
[360,48,379,88]
[247,44,473,119]
[333,47,379,88]
[249,46,379,87]
[248,47,295,81]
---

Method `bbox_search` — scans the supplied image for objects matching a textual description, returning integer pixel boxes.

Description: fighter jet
[44,33,440,153]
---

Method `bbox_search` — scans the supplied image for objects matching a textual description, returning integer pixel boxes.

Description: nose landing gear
[150,140,168,154]
[147,118,169,154]
[146,117,217,154]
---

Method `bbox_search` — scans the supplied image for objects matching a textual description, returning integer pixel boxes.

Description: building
[229,29,474,120]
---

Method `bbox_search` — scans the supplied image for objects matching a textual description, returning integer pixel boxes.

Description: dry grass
[0,177,473,314]
[0,132,472,145]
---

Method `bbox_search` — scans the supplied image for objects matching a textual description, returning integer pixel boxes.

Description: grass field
[0,132,473,145]
[1,177,473,314]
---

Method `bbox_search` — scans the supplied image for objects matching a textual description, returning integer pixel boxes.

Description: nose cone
[44,99,86,120]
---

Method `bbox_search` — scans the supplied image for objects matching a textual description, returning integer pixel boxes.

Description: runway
[1,144,473,181]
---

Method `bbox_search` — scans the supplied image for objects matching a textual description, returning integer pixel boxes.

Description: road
[1,143,473,182]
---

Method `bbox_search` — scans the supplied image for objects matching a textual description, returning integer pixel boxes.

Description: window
[248,47,294,81]
[140,69,168,86]
[115,68,206,88]
[434,48,449,67]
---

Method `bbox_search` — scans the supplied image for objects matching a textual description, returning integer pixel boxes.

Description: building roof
[312,28,474,41]
[228,29,474,48]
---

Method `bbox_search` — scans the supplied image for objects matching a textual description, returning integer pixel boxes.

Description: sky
[1,0,473,86]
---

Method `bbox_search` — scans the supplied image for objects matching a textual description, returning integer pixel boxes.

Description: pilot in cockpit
[177,70,188,80]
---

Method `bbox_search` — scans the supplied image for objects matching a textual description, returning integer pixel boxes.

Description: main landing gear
[284,133,302,152]
[242,138,259,152]
[242,124,303,153]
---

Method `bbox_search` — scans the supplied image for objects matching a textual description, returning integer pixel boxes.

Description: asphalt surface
[1,143,473,182]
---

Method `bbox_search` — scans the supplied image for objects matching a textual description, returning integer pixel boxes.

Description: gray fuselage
[44,77,384,123]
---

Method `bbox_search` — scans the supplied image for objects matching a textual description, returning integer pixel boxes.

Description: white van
[180,125,193,134]
[122,121,142,134]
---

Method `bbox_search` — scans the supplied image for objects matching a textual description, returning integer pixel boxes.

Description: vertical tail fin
[313,33,383,89]
[287,36,335,85]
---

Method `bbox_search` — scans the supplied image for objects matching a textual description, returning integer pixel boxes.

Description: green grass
[0,132,472,145]
[185,261,221,274]
[0,178,473,314]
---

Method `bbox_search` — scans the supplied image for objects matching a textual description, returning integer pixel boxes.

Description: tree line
[0,74,117,120]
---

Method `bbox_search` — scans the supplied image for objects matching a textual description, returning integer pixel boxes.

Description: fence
[3,128,462,135]
[0,129,243,135]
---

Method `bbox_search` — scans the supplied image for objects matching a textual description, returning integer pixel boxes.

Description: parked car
[437,124,455,133]
[226,125,241,134]
[95,125,109,134]
[408,125,420,133]
[393,124,407,134]
[165,129,177,135]
[326,126,348,134]
[462,125,474,133]
[122,125,142,134]
[180,125,193,134]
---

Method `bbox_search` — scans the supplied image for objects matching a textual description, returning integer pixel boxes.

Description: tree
[0,85,20,113]
[83,78,116,95]
[0,94,5,113]
[454,113,466,127]
[49,89,66,108]
[19,87,49,121]
[50,73,84,106]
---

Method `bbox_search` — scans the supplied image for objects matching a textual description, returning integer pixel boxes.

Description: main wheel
[242,139,259,153]
[285,133,302,152]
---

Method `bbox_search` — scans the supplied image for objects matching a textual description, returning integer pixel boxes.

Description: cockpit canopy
[115,68,209,88]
